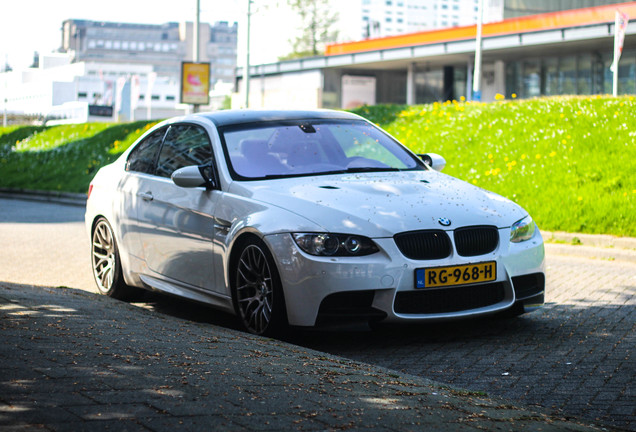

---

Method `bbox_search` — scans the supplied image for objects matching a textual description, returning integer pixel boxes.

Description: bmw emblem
[438,217,451,227]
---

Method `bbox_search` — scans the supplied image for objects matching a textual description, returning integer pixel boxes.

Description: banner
[181,62,210,105]
[611,10,629,72]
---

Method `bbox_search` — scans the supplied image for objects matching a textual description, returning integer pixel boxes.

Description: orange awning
[326,2,636,56]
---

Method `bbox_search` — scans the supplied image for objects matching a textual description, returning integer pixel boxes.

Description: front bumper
[265,229,545,327]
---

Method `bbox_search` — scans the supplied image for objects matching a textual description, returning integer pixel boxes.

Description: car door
[134,123,220,291]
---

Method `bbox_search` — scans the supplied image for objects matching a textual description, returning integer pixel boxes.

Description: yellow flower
[512,93,517,99]
[577,197,583,201]
[536,154,541,159]
[521,154,527,160]
[460,96,466,102]
[549,151,557,157]
[495,93,505,101]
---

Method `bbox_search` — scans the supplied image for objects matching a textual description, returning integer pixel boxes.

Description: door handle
[138,191,154,201]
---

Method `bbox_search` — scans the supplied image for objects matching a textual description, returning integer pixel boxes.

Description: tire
[232,237,287,336]
[91,217,135,300]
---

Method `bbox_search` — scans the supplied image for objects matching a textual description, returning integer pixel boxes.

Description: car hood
[229,170,526,237]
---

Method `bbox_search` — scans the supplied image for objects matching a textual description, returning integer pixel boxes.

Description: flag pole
[472,0,484,101]
[611,10,629,97]
[613,11,620,96]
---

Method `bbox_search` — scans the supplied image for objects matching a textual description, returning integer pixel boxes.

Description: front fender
[214,191,324,300]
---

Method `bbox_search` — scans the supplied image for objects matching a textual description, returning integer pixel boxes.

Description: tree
[285,0,339,58]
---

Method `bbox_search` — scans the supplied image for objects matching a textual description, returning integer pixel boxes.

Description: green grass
[1,95,634,236]
[0,121,157,193]
[352,96,635,237]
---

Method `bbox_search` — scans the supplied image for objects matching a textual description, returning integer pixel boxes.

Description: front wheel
[91,217,135,300]
[232,238,287,336]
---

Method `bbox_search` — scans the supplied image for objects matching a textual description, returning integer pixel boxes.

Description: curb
[543,230,636,250]
[543,231,636,264]
[0,188,87,207]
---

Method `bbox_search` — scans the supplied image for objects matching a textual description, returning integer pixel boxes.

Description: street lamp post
[245,0,253,108]
[472,0,484,101]
[193,0,201,113]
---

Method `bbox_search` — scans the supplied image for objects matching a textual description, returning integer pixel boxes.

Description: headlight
[510,215,536,243]
[292,233,379,256]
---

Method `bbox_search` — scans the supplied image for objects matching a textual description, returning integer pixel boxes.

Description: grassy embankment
[0,121,157,194]
[1,96,634,236]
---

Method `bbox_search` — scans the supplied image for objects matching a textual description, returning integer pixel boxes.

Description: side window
[126,128,166,174]
[155,124,213,178]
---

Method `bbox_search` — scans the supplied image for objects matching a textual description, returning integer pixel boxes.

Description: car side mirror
[418,153,446,172]
[171,164,216,189]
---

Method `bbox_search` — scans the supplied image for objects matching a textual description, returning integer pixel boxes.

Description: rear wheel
[232,237,287,335]
[91,218,134,300]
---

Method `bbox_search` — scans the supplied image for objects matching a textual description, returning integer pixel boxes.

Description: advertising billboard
[181,62,210,105]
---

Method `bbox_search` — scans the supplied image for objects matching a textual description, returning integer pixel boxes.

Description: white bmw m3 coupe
[86,110,545,335]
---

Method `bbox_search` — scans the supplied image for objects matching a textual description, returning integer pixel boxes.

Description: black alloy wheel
[233,238,286,335]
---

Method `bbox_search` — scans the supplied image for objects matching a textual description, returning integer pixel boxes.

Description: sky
[0,0,296,70]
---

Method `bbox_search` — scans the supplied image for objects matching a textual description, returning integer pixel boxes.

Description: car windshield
[220,119,425,180]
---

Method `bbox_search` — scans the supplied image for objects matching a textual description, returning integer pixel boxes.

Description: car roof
[192,109,363,127]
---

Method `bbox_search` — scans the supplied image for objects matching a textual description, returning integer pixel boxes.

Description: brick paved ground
[1,283,601,431]
[286,251,636,431]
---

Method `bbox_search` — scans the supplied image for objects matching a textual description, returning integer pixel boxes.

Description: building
[61,19,238,86]
[0,54,184,124]
[361,0,486,38]
[503,0,630,18]
[1,19,238,124]
[234,2,636,109]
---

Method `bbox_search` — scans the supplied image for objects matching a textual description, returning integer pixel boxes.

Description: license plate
[415,261,497,289]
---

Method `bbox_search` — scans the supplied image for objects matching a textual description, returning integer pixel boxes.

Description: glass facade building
[505,49,636,98]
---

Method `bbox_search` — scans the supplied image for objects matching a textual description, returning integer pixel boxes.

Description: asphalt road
[1,197,634,430]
